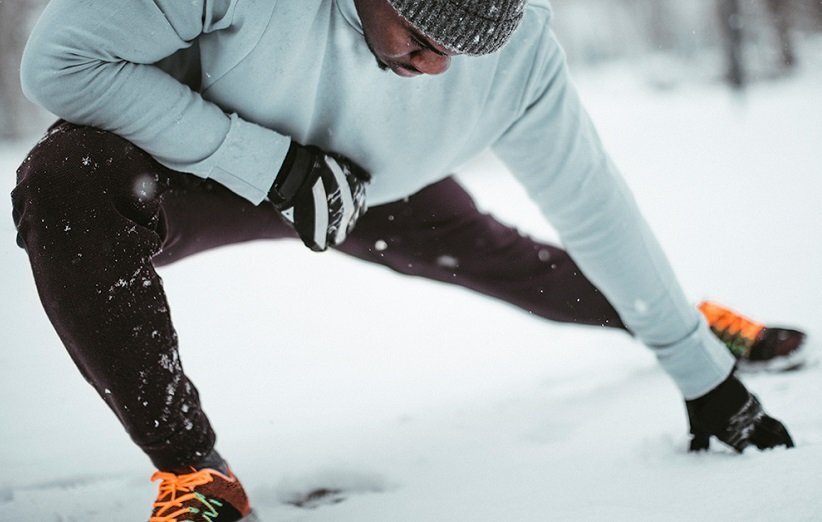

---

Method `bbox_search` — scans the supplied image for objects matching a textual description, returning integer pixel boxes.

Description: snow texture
[1,52,821,521]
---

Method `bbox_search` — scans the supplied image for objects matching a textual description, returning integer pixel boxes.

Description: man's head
[354,0,526,77]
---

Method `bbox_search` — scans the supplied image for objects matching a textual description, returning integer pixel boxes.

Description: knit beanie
[386,0,527,56]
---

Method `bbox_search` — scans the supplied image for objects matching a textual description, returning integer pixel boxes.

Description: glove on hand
[268,142,370,251]
[686,374,794,452]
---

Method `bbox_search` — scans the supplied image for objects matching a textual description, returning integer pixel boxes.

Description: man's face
[354,0,457,77]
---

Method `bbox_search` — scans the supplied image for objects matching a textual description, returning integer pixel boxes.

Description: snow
[1,53,821,521]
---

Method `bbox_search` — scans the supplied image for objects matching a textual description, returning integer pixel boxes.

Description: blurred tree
[0,0,27,139]
[764,0,796,69]
[716,0,804,89]
[646,0,678,51]
[552,0,818,89]
[0,0,47,141]
[717,0,746,88]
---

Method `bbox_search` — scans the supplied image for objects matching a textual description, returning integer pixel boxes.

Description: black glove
[686,374,794,452]
[268,142,370,251]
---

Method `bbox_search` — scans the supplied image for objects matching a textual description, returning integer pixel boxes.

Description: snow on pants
[11,122,626,471]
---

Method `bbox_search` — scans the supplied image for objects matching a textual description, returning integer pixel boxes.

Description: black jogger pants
[11,122,624,471]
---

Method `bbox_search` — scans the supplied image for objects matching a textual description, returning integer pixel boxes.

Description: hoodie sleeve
[20,0,290,204]
[491,30,734,399]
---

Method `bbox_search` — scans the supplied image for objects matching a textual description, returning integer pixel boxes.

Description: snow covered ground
[2,47,821,521]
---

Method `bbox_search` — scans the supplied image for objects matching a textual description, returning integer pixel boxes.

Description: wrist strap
[268,143,315,206]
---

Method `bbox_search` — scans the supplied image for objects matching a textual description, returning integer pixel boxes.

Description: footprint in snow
[267,468,393,510]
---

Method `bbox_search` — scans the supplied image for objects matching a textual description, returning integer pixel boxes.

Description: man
[13,0,803,520]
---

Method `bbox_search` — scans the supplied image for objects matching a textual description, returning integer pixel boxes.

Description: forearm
[534,142,735,398]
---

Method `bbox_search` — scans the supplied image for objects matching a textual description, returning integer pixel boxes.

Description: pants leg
[340,178,626,330]
[11,122,295,471]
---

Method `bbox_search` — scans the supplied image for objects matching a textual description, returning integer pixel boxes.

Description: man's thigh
[152,176,296,266]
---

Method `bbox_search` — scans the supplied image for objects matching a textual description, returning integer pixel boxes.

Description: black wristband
[268,142,315,206]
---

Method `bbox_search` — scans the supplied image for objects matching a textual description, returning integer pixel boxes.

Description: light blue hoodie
[20,0,734,398]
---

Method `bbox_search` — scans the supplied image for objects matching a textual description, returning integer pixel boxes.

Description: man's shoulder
[480,0,559,101]
[525,0,553,21]
[502,0,555,54]
[515,0,554,43]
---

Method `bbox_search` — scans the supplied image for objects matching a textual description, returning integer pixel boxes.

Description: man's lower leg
[12,122,217,471]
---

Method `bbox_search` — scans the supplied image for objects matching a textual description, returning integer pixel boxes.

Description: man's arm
[20,0,289,203]
[492,29,793,452]
[491,29,735,399]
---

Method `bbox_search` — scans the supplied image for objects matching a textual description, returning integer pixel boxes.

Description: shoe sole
[736,342,811,372]
[242,511,261,521]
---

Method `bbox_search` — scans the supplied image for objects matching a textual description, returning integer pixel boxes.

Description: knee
[16,123,159,200]
[12,123,168,250]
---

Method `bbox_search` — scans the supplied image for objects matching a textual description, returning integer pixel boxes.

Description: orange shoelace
[150,469,224,522]
[699,301,765,355]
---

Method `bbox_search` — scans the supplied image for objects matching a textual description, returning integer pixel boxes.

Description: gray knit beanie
[387,0,527,56]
